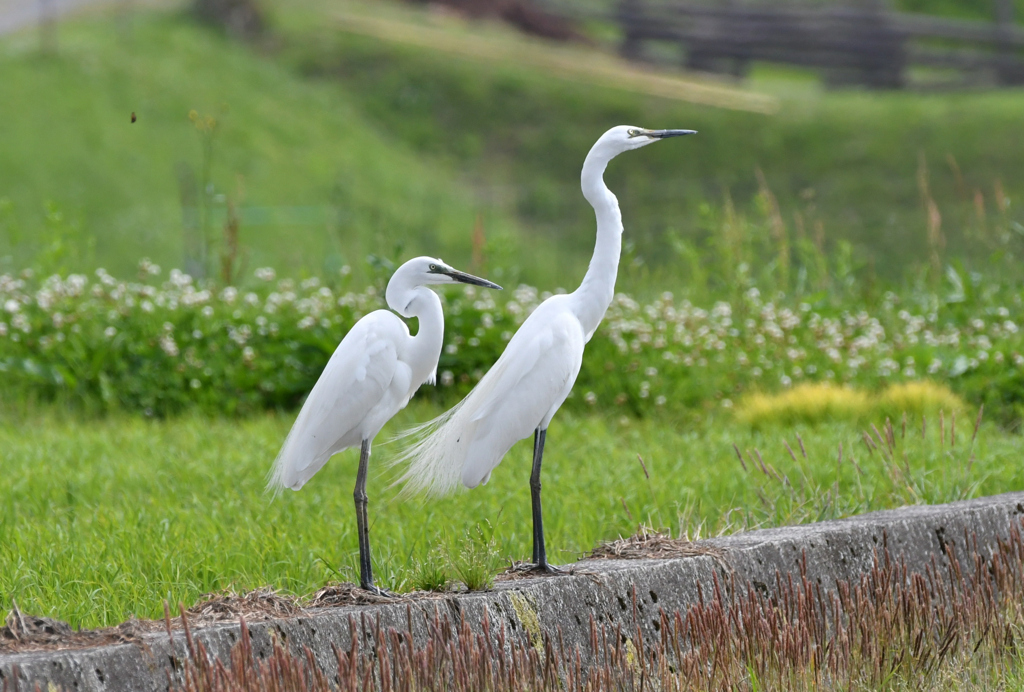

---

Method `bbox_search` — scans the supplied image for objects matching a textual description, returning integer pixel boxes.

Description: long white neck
[572,147,623,341]
[391,287,445,387]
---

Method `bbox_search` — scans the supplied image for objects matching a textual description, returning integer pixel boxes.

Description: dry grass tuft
[304,583,400,608]
[587,525,726,562]
[0,603,150,654]
[186,587,304,622]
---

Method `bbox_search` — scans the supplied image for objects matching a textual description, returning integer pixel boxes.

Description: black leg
[353,439,392,596]
[529,428,561,573]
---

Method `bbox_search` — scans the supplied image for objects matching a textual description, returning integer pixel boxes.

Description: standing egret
[396,127,695,572]
[266,257,501,595]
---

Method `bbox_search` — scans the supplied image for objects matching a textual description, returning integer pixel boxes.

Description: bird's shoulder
[488,299,584,386]
[508,297,583,352]
[346,309,409,342]
[465,301,583,426]
[328,310,407,384]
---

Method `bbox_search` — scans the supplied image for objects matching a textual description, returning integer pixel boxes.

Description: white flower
[4,299,18,313]
[104,326,117,338]
[190,378,201,389]
[655,395,666,406]
[584,391,597,405]
[220,287,238,303]
[169,269,192,288]
[255,267,276,282]
[160,335,179,357]
[65,274,87,294]
[445,344,458,355]
[440,370,454,387]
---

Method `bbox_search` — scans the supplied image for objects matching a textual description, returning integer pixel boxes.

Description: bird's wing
[267,311,404,493]
[394,304,584,496]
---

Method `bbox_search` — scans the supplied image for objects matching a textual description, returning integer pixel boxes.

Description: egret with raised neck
[395,126,695,572]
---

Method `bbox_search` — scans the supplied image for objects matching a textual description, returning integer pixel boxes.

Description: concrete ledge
[3,492,1024,691]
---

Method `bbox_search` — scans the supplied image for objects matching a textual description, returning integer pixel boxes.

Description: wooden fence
[615,0,1024,87]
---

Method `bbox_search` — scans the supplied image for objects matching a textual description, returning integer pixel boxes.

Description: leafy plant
[446,521,501,592]
[412,548,449,593]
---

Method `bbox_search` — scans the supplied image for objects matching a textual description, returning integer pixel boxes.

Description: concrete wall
[3,492,1023,691]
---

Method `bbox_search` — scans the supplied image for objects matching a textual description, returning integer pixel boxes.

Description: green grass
[275,0,1024,285]
[1,402,1021,629]
[2,0,1023,291]
[0,9,533,283]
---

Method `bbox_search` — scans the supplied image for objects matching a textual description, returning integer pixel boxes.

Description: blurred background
[0,0,1021,293]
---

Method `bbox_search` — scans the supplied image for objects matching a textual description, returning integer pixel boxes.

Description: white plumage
[395,298,583,496]
[267,312,412,492]
[266,256,500,593]
[394,126,695,571]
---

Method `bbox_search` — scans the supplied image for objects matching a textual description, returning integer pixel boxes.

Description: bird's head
[595,126,697,155]
[387,257,501,316]
[418,257,501,289]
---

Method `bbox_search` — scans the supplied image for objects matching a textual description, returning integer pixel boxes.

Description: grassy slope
[0,11,535,281]
[1,404,1019,628]
[276,0,1024,285]
[2,2,1023,289]
[560,0,1024,22]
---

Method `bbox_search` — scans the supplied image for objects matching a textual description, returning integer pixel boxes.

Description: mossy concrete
[3,492,1023,691]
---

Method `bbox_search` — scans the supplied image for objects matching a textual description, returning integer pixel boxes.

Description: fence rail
[614,0,1024,88]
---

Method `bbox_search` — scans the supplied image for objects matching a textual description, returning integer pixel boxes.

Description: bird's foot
[526,562,564,575]
[359,583,396,598]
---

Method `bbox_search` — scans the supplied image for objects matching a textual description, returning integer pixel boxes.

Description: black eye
[627,129,640,137]
[429,264,437,271]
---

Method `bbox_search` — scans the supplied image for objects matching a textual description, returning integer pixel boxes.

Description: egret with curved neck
[395,126,695,571]
[267,256,501,594]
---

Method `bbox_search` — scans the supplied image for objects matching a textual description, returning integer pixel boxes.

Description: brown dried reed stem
[170,520,1024,692]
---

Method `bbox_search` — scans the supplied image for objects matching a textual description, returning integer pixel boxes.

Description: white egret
[395,126,695,572]
[266,257,501,595]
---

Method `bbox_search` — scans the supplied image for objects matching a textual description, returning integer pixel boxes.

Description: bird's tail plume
[388,398,473,498]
